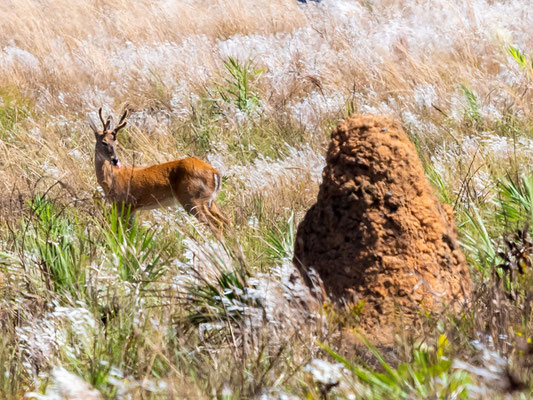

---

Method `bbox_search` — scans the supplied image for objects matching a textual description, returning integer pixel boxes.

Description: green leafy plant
[318,334,471,399]
[507,45,533,75]
[183,242,256,329]
[460,84,482,125]
[25,195,87,297]
[101,204,168,284]
[426,164,454,205]
[186,269,249,327]
[459,204,498,275]
[263,212,295,263]
[496,173,533,225]
[458,186,532,294]
[213,56,264,113]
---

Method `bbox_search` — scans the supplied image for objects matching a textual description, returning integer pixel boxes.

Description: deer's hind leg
[178,194,223,238]
[202,202,230,237]
[208,201,231,229]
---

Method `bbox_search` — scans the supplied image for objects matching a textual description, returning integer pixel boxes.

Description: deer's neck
[95,155,121,200]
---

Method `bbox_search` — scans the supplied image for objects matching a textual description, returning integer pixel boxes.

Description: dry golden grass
[1,0,533,398]
[0,0,531,201]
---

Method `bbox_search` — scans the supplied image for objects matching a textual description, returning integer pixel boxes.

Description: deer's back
[119,157,220,210]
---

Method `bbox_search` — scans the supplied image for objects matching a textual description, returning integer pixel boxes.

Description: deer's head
[89,108,128,167]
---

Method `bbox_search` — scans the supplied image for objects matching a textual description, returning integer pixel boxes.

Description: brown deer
[89,108,230,236]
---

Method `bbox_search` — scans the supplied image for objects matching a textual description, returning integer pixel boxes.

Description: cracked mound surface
[294,114,471,338]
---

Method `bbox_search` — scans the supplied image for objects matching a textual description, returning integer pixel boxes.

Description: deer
[88,108,231,237]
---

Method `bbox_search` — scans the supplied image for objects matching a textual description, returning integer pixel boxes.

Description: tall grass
[24,195,87,297]
[1,0,533,398]
[101,204,170,284]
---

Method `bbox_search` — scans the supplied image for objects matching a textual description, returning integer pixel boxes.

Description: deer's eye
[102,142,108,147]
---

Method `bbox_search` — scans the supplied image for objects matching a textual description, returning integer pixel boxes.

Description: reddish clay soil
[294,114,471,339]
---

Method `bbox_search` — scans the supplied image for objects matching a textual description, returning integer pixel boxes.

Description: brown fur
[90,108,230,235]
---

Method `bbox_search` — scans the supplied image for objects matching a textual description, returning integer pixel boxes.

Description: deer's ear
[88,118,100,138]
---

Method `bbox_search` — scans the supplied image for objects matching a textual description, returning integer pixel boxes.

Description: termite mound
[293,114,471,342]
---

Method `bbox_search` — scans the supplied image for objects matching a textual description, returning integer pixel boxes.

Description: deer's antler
[98,107,111,131]
[113,110,129,135]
